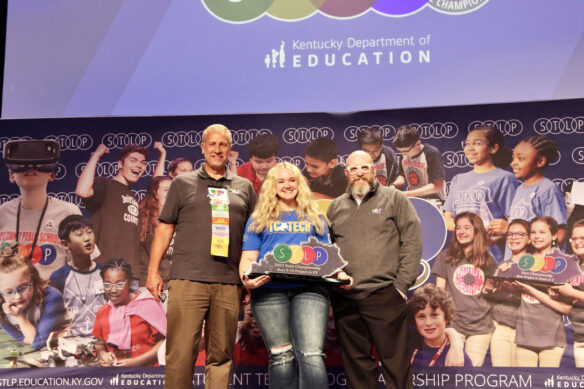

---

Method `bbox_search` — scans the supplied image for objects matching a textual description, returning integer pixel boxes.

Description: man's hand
[146,271,163,302]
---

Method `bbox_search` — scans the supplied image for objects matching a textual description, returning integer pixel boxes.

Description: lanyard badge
[208,188,230,257]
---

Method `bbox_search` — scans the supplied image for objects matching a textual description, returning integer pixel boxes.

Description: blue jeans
[251,286,329,389]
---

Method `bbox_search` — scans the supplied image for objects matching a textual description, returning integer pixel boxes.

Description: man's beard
[350,180,372,198]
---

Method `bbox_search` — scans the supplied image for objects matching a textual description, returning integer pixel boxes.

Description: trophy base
[246,272,350,286]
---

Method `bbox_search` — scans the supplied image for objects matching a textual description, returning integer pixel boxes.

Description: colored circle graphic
[313,0,375,18]
[551,257,567,274]
[202,0,274,23]
[531,254,546,272]
[541,256,556,272]
[409,198,447,262]
[268,0,319,20]
[274,243,292,263]
[272,244,329,265]
[313,247,328,266]
[302,246,316,264]
[372,0,429,16]
[290,245,304,264]
[518,254,534,270]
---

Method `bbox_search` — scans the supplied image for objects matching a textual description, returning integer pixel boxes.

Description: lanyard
[208,187,230,257]
[410,336,449,367]
[16,197,49,259]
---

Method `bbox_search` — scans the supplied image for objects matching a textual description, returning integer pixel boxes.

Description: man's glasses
[570,236,584,244]
[103,280,128,291]
[346,164,373,175]
[0,281,32,299]
[461,139,488,148]
[506,232,529,239]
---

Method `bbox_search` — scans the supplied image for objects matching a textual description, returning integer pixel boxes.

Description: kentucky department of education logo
[265,41,285,68]
[429,0,489,15]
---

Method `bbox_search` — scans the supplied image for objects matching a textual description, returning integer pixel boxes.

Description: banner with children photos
[0,97,583,388]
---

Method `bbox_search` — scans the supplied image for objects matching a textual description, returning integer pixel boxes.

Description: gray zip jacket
[327,181,422,300]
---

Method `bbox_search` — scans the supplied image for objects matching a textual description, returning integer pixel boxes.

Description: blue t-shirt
[509,177,566,224]
[444,168,518,223]
[50,263,105,337]
[412,342,473,367]
[242,211,330,288]
[444,168,518,261]
[0,286,68,349]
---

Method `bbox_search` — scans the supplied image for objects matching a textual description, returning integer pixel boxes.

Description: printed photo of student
[302,137,347,199]
[432,212,497,366]
[150,141,194,179]
[483,219,530,366]
[443,126,519,262]
[166,158,194,178]
[92,258,166,367]
[228,134,279,194]
[513,216,571,367]
[0,244,69,350]
[356,127,401,188]
[508,135,567,244]
[408,283,473,367]
[0,139,84,280]
[392,125,446,207]
[550,220,584,367]
[138,176,172,303]
[233,307,268,366]
[50,215,105,338]
[76,144,147,278]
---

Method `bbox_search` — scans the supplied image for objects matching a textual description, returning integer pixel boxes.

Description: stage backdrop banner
[0,97,583,388]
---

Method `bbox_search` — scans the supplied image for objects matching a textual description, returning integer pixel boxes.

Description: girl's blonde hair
[249,162,327,235]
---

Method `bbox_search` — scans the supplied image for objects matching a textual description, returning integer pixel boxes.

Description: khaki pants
[490,321,517,366]
[458,332,492,367]
[515,345,565,367]
[164,280,242,389]
[574,341,584,367]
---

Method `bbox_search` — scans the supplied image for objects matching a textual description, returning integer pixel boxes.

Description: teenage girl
[432,212,497,366]
[551,220,584,366]
[514,216,571,367]
[443,126,519,261]
[509,135,567,244]
[484,219,530,366]
[93,258,166,366]
[138,176,172,293]
[240,162,350,389]
[0,244,68,349]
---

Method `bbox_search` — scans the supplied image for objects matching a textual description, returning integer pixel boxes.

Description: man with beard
[326,150,422,389]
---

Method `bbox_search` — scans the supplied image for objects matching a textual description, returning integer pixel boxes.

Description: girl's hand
[242,274,270,290]
[97,350,117,367]
[2,301,25,317]
[488,219,509,236]
[550,283,575,298]
[498,262,512,271]
[514,280,536,295]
